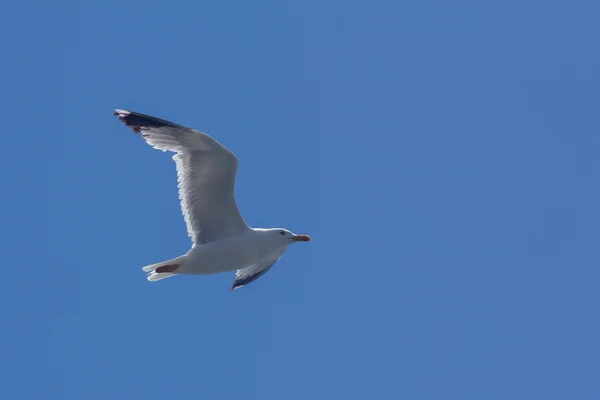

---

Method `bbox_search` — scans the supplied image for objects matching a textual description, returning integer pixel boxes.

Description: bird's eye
[280,231,286,235]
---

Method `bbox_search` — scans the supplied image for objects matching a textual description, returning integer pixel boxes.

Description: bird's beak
[291,234,311,242]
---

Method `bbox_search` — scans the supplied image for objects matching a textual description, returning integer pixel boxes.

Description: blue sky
[1,0,599,398]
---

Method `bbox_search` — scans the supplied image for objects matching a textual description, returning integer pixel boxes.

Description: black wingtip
[113,109,182,134]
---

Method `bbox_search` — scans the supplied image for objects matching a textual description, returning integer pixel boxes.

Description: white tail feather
[147,272,176,281]
[142,256,186,281]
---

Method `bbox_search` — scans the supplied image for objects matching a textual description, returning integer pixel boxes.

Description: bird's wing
[114,109,249,245]
[231,256,282,290]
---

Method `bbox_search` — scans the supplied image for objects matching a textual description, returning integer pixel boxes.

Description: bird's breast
[183,234,262,274]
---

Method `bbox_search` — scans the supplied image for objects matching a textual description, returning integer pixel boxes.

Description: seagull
[114,109,311,290]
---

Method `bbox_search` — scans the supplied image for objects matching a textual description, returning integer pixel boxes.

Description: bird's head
[270,228,311,245]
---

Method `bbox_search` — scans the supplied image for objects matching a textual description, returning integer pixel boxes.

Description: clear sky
[1,0,599,399]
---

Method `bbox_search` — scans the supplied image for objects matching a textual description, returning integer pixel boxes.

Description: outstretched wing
[231,257,282,290]
[114,109,248,245]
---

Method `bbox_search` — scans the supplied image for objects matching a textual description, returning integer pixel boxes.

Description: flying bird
[114,109,311,290]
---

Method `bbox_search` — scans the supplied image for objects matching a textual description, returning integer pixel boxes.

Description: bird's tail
[142,256,186,282]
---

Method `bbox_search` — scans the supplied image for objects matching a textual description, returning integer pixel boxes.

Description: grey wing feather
[231,257,281,290]
[114,109,248,244]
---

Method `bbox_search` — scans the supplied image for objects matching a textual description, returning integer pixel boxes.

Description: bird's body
[168,229,284,276]
[184,230,265,275]
[114,109,310,290]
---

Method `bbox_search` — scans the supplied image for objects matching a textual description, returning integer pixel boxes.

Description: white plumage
[114,109,310,290]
